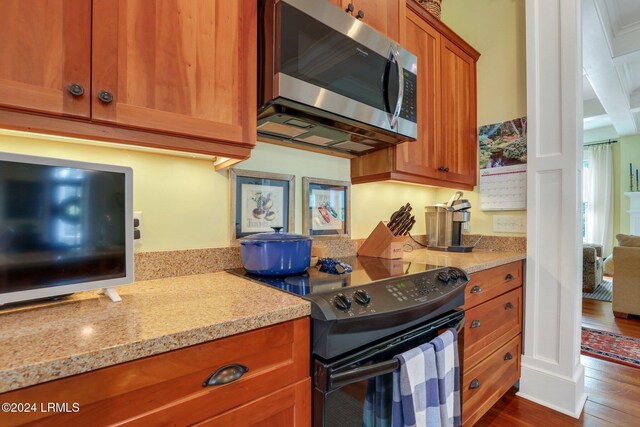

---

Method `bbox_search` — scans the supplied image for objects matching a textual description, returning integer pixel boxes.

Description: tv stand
[98,287,122,303]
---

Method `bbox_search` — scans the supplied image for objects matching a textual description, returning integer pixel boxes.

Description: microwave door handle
[390,44,404,130]
[329,359,400,390]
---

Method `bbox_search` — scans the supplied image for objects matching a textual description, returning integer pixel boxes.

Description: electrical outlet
[493,214,526,233]
[133,211,143,244]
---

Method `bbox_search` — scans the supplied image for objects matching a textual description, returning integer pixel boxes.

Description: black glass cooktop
[227,256,445,297]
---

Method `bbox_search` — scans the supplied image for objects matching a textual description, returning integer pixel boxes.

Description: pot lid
[240,227,311,242]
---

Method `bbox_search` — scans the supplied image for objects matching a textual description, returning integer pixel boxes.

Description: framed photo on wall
[230,169,295,240]
[302,177,351,239]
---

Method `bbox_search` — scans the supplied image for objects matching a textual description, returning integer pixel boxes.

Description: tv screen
[0,153,133,305]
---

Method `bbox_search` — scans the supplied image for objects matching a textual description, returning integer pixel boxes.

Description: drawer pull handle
[505,273,514,281]
[470,285,482,294]
[504,352,513,361]
[470,319,481,329]
[469,379,480,390]
[505,302,514,310]
[203,364,248,387]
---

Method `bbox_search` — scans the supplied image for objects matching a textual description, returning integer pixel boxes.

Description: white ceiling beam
[584,0,639,135]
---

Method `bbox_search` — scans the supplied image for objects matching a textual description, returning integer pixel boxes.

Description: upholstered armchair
[583,244,604,293]
[612,246,640,318]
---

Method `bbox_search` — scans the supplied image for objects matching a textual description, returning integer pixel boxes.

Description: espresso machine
[425,191,474,252]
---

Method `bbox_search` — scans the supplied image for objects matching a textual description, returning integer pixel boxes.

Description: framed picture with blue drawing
[230,169,295,241]
[302,177,351,239]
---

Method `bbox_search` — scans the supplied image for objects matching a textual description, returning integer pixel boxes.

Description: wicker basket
[418,0,442,19]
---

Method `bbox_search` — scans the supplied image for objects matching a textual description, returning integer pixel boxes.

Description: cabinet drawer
[195,378,311,427]
[1,318,310,426]
[463,261,523,310]
[464,287,522,369]
[462,334,521,426]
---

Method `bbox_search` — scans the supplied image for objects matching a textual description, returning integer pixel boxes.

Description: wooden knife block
[357,221,408,259]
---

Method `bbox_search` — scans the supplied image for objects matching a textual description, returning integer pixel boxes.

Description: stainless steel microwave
[258,0,418,155]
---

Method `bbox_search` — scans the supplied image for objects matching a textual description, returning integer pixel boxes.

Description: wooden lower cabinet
[461,261,524,426]
[196,378,311,427]
[0,318,311,426]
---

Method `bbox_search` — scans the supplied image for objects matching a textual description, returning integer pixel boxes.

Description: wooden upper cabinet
[0,0,91,118]
[395,9,440,177]
[331,0,402,41]
[440,38,477,186]
[91,0,256,147]
[351,0,402,41]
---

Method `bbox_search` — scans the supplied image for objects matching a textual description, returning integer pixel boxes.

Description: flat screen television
[0,152,133,306]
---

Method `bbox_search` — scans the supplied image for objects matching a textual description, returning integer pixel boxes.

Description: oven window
[279,3,399,113]
[325,373,393,427]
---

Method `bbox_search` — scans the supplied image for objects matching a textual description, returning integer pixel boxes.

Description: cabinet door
[395,10,441,177]
[353,0,402,41]
[439,38,477,186]
[0,1,91,118]
[91,0,256,146]
[195,378,311,427]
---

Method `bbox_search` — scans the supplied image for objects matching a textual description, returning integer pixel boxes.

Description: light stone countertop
[0,249,524,394]
[0,272,310,393]
[403,248,526,274]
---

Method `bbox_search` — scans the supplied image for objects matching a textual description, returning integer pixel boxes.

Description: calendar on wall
[479,164,527,210]
[478,116,527,211]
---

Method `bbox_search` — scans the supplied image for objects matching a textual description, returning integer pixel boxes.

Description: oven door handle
[329,316,465,390]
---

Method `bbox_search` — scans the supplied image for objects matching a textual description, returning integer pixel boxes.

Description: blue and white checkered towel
[391,328,461,427]
[363,375,393,427]
[432,329,461,427]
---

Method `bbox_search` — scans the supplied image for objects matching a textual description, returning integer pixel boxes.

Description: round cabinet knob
[437,271,450,283]
[67,83,84,97]
[354,289,371,306]
[438,167,450,172]
[447,269,460,280]
[346,2,354,13]
[356,10,365,19]
[98,90,114,104]
[334,293,352,311]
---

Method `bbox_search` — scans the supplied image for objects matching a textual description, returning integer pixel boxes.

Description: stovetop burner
[227,256,444,297]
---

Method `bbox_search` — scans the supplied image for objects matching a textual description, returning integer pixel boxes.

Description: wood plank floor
[475,299,640,426]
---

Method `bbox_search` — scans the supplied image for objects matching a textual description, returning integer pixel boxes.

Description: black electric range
[228,256,468,361]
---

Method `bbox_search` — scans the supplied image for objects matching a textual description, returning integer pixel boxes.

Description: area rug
[582,279,612,302]
[581,327,640,368]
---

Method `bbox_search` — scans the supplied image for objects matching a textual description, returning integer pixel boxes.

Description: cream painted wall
[441,0,527,236]
[0,131,438,252]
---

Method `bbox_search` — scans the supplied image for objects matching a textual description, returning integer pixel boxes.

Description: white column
[519,0,587,418]
[625,192,640,235]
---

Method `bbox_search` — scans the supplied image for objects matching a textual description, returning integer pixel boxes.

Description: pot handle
[271,226,283,233]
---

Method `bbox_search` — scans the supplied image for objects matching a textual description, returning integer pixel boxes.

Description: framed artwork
[302,177,351,239]
[230,169,295,240]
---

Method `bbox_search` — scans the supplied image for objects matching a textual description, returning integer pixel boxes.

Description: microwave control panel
[399,71,417,123]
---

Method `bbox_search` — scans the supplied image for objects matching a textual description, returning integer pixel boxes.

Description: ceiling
[583,0,640,136]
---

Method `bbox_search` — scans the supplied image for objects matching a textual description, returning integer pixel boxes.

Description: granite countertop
[0,272,310,394]
[403,248,526,274]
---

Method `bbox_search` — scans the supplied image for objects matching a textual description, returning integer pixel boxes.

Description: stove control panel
[315,267,469,320]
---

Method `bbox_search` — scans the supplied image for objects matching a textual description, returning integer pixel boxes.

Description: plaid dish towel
[432,329,461,427]
[391,342,441,427]
[391,329,461,427]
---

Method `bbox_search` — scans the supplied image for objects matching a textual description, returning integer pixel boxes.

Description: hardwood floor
[582,299,640,339]
[474,299,640,426]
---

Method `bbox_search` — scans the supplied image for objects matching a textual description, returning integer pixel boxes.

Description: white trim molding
[520,0,587,418]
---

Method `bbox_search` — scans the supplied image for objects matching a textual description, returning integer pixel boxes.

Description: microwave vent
[332,141,374,152]
[294,135,336,146]
[257,121,307,138]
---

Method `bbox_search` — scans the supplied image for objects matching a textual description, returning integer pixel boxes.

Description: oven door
[274,0,417,137]
[313,310,465,427]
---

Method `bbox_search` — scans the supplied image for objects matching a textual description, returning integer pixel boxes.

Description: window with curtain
[582,143,614,257]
